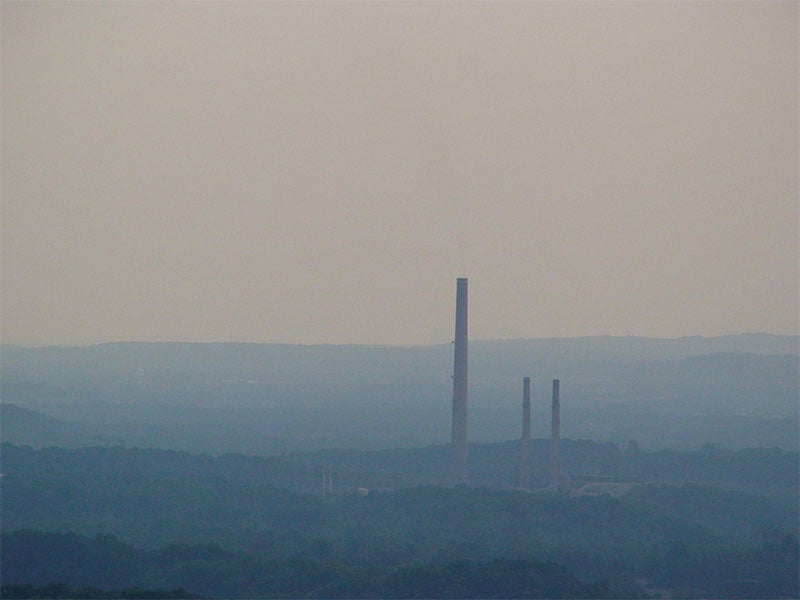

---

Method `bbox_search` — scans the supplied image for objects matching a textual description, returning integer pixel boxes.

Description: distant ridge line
[2,332,798,351]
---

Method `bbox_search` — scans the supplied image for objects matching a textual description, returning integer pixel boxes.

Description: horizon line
[2,331,798,350]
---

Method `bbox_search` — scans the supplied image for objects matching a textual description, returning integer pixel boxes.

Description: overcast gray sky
[2,1,797,346]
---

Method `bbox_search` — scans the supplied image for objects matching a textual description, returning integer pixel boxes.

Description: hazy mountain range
[2,334,797,454]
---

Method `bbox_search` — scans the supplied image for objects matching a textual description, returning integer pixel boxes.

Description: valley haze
[1,334,798,598]
[3,334,797,455]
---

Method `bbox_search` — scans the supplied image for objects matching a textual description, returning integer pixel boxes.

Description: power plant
[451,277,469,484]
[447,278,566,491]
[312,277,572,496]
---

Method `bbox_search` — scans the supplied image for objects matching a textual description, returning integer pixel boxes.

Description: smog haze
[2,1,797,346]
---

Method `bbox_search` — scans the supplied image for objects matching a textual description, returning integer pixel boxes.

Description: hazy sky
[2,1,798,346]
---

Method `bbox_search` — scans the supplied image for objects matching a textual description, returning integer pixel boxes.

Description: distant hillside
[2,333,797,375]
[0,404,105,448]
[1,402,63,430]
[1,336,797,453]
[474,333,799,361]
[3,440,797,532]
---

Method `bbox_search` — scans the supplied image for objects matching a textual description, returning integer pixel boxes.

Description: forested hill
[2,335,798,453]
[0,531,636,600]
[3,439,797,506]
[3,441,797,546]
[2,442,797,598]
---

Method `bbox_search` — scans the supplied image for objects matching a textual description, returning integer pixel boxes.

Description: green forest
[2,441,797,598]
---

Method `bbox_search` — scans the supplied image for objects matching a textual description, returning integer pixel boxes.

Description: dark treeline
[2,440,798,598]
[6,528,796,599]
[0,582,203,600]
[296,438,800,498]
[2,439,796,509]
[1,531,635,599]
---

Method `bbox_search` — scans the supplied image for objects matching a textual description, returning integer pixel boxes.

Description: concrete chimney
[451,277,468,484]
[550,379,562,486]
[519,376,532,489]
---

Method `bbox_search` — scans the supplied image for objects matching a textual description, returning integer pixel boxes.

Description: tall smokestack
[550,379,562,486]
[519,376,532,489]
[451,277,468,484]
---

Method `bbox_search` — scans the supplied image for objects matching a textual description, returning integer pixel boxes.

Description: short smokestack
[550,379,562,486]
[451,277,468,484]
[519,376,532,489]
